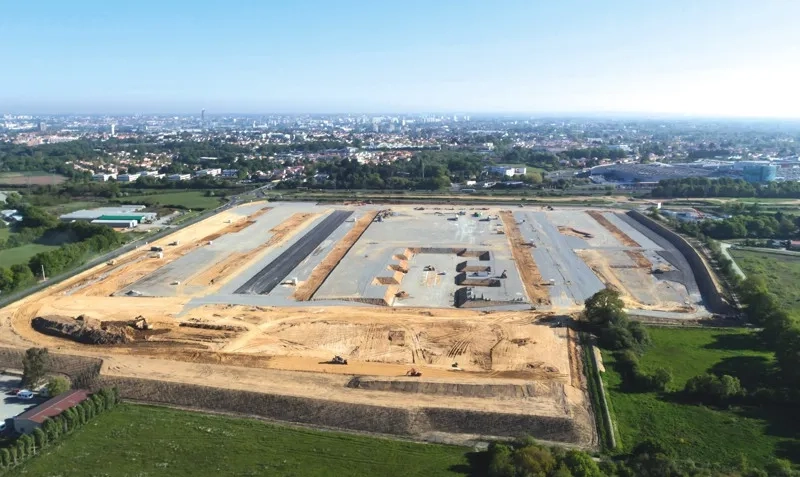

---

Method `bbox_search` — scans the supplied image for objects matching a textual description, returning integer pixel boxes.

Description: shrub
[46,376,70,397]
[684,374,744,406]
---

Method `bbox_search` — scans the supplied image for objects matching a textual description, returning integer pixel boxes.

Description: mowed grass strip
[730,248,800,315]
[602,327,800,468]
[10,404,470,477]
[120,191,225,210]
[0,243,59,267]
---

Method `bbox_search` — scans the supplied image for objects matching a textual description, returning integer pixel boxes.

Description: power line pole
[41,264,46,281]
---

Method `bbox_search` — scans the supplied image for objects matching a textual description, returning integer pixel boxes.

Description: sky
[1,0,799,117]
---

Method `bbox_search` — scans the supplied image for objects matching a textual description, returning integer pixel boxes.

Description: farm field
[602,327,799,468]
[9,404,471,477]
[117,190,226,210]
[0,171,67,186]
[730,248,800,315]
[0,243,58,267]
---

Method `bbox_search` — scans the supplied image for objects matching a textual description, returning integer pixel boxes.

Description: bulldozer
[330,355,348,365]
[406,368,422,377]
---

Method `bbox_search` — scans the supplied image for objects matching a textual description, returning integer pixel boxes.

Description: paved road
[234,210,354,295]
[719,243,746,279]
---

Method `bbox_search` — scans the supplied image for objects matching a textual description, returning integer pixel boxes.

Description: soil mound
[348,377,561,399]
[32,315,130,345]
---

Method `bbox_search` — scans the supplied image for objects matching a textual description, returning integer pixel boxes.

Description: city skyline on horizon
[3,0,800,119]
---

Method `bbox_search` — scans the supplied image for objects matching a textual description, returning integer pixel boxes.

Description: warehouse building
[59,206,156,226]
[13,390,89,435]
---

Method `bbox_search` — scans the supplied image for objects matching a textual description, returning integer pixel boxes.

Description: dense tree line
[653,178,800,199]
[583,289,671,392]
[484,436,794,476]
[675,211,799,240]
[0,141,98,178]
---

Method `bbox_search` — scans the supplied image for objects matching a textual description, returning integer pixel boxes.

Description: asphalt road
[234,210,354,295]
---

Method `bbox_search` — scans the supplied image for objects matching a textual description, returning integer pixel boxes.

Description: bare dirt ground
[293,210,379,301]
[499,210,551,305]
[587,211,640,247]
[1,203,692,447]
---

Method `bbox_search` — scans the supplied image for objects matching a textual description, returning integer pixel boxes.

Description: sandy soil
[587,211,640,247]
[499,211,550,305]
[293,211,379,301]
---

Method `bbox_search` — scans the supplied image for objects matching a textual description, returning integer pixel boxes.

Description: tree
[0,447,10,468]
[561,449,603,477]
[21,347,48,387]
[648,367,673,392]
[684,374,743,405]
[584,288,625,326]
[32,427,47,450]
[46,376,70,397]
[487,442,515,477]
[512,445,556,476]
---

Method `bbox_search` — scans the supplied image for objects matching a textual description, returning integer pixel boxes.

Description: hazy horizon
[3,0,800,118]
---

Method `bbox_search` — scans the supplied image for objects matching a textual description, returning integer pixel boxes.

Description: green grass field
[729,248,800,314]
[118,191,224,210]
[0,171,67,185]
[11,404,470,477]
[0,243,59,267]
[602,327,800,468]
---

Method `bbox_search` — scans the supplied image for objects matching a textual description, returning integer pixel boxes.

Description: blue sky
[1,0,799,116]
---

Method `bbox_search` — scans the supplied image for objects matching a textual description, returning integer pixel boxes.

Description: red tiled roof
[15,390,90,424]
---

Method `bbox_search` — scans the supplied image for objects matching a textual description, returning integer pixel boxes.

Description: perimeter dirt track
[500,210,550,305]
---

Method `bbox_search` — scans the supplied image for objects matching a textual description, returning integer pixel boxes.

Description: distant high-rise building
[110,124,116,136]
[37,121,47,132]
[201,109,206,122]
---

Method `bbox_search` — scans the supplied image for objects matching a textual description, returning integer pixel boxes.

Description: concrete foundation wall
[626,211,731,314]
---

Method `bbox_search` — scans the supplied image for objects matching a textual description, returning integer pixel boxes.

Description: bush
[46,376,70,397]
[684,374,744,406]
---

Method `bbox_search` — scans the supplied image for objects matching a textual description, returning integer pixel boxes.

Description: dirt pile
[348,377,561,399]
[32,315,130,345]
[179,322,247,332]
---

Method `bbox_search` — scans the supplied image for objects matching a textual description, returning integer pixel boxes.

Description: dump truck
[150,246,163,252]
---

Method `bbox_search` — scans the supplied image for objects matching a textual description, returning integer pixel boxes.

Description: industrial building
[12,390,89,434]
[59,205,156,227]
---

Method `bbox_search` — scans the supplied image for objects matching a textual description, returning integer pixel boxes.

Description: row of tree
[652,178,800,199]
[0,387,119,470]
[675,212,799,240]
[485,436,796,477]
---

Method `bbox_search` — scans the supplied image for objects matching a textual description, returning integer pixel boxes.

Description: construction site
[0,201,711,447]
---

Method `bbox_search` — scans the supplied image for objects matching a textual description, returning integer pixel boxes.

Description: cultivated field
[0,201,708,447]
[0,171,67,186]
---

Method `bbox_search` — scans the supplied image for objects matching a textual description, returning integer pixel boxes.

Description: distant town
[1,113,799,192]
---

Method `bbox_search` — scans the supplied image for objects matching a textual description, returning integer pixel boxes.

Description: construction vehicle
[543,278,556,286]
[168,241,179,246]
[498,270,508,279]
[406,368,422,377]
[423,265,436,272]
[106,259,117,266]
[150,246,163,252]
[330,356,348,365]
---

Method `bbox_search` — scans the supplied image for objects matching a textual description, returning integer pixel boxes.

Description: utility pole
[41,264,46,281]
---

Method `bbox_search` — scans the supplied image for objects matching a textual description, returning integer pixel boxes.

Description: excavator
[406,368,422,377]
